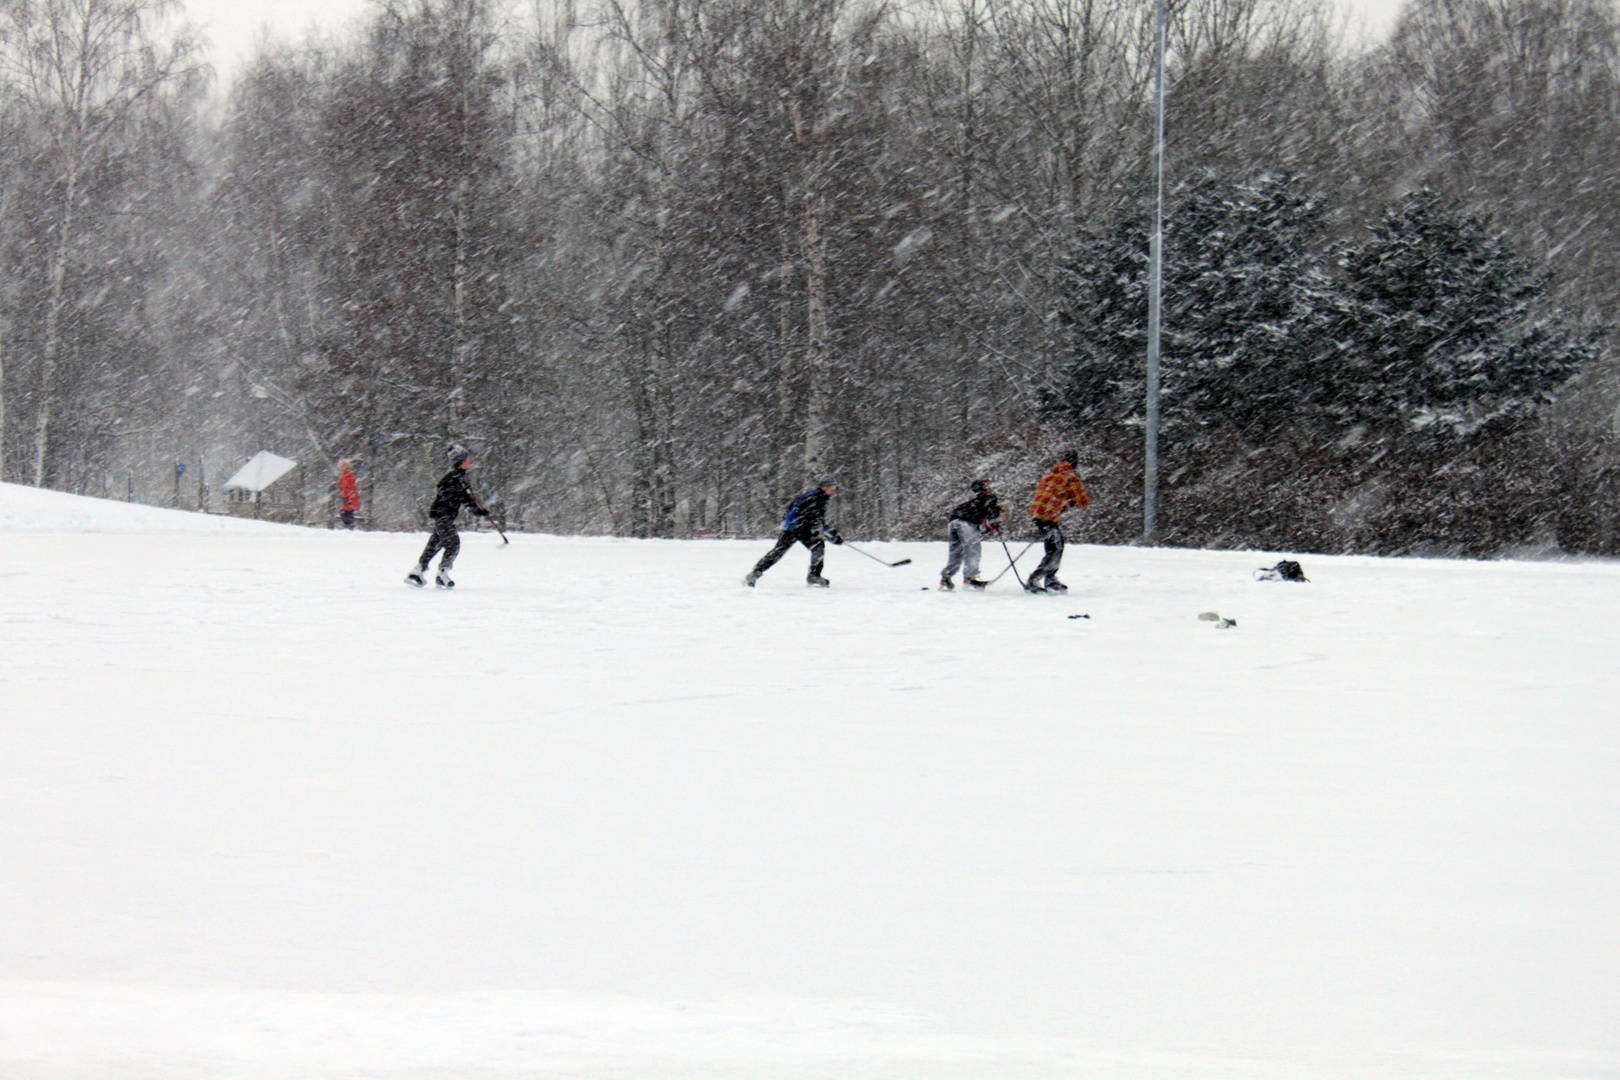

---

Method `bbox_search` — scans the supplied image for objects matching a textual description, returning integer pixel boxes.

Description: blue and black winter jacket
[781,488,831,536]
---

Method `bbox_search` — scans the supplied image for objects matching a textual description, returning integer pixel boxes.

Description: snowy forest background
[1,0,1617,554]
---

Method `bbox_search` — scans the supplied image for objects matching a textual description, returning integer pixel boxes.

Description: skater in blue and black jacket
[744,479,843,587]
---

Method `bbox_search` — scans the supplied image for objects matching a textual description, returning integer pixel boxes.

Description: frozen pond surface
[2,482,1618,1079]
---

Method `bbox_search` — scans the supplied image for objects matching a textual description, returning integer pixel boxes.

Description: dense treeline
[0,0,1616,555]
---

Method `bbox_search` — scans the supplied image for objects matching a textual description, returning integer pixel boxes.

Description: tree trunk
[0,176,9,483]
[450,10,476,439]
[627,334,667,537]
[451,176,469,437]
[775,213,798,501]
[802,190,831,481]
[0,313,6,483]
[34,163,79,487]
[0,325,6,484]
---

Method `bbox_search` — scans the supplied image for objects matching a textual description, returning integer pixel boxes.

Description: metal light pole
[1144,0,1168,542]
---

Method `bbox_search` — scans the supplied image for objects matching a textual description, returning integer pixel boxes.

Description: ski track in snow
[2,481,1618,1079]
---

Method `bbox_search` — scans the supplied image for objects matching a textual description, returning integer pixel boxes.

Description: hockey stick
[468,491,510,545]
[842,540,911,568]
[995,538,1032,589]
[987,540,1036,586]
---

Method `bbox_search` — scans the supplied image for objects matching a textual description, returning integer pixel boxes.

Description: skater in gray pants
[939,479,1003,591]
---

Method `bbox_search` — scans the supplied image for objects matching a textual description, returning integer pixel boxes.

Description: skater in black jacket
[406,444,490,588]
[745,479,843,587]
[939,479,1003,591]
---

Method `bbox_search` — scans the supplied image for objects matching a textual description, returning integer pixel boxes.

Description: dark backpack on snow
[1255,559,1308,582]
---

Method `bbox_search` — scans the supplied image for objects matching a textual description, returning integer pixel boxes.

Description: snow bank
[0,481,307,535]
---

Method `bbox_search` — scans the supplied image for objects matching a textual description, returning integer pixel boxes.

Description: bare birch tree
[0,0,198,486]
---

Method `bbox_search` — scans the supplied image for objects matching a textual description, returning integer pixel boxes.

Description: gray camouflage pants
[941,518,984,581]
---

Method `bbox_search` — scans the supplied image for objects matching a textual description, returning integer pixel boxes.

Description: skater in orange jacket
[1026,451,1090,593]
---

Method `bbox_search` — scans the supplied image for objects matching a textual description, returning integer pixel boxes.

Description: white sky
[178,0,370,83]
[177,0,1410,86]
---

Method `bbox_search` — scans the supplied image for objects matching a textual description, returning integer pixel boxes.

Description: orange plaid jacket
[1029,462,1090,523]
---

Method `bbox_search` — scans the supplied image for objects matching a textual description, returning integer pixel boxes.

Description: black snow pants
[751,528,825,580]
[417,516,461,572]
[1030,518,1064,586]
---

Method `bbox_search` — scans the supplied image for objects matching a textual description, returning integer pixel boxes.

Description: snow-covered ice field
[2,480,1618,1080]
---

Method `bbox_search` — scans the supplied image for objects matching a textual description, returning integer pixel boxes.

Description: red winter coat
[339,470,361,512]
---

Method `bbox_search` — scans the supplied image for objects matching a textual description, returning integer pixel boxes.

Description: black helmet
[970,479,989,494]
[446,443,471,467]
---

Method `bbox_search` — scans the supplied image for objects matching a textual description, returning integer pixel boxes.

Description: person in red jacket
[1026,451,1090,593]
[337,460,361,529]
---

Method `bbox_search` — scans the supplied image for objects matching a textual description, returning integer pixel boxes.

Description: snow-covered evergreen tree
[1328,188,1599,439]
[1048,172,1333,441]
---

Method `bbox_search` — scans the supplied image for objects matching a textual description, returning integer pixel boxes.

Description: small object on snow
[1198,611,1220,621]
[1255,559,1308,582]
[1067,613,1090,620]
[1199,611,1237,628]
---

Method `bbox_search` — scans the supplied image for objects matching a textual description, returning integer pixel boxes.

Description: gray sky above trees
[182,0,1406,82]
[182,0,531,82]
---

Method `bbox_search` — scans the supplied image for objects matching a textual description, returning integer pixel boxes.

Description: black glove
[476,507,491,518]
[823,528,844,545]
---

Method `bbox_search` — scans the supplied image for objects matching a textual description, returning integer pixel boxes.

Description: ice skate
[405,567,427,587]
[435,569,455,589]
